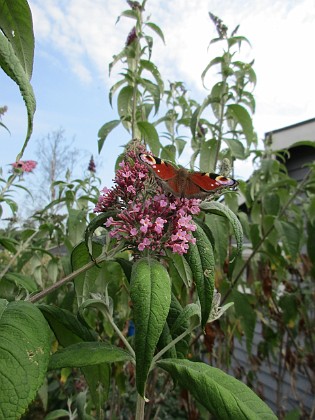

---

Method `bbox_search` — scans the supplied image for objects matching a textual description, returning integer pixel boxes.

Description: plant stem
[135,393,145,420]
[221,168,312,305]
[152,326,194,364]
[0,173,18,201]
[104,307,135,359]
[28,243,125,303]
[0,230,38,280]
[29,259,97,303]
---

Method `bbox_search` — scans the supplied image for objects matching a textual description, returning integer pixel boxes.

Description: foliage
[0,1,314,419]
[0,0,36,159]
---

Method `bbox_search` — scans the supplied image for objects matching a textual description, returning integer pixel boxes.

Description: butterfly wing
[190,172,237,192]
[139,153,238,198]
[139,153,178,180]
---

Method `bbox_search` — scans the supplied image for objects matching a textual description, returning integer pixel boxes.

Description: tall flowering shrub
[95,146,201,256]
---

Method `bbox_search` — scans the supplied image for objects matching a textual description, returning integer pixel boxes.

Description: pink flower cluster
[94,148,201,255]
[11,160,37,173]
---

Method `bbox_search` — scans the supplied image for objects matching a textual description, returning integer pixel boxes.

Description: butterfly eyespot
[139,153,157,166]
[216,175,235,186]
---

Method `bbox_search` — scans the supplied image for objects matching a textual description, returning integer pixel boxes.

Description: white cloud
[29,0,315,139]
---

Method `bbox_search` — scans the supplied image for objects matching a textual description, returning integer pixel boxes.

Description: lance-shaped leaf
[0,0,34,79]
[0,34,36,159]
[145,22,165,44]
[85,210,118,255]
[227,104,255,148]
[166,250,192,288]
[158,359,277,419]
[186,223,215,328]
[98,120,121,153]
[39,304,97,345]
[49,342,132,369]
[200,201,243,257]
[0,299,50,420]
[130,258,171,397]
[137,121,160,155]
[71,241,103,306]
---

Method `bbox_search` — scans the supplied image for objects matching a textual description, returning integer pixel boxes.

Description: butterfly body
[139,153,238,199]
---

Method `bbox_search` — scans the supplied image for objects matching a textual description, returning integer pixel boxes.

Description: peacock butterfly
[139,153,238,199]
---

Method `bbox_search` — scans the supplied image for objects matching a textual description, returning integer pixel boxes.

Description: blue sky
[1,0,314,189]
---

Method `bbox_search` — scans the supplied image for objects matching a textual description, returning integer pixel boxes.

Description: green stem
[135,393,145,420]
[29,244,124,303]
[0,230,38,280]
[152,326,194,365]
[131,11,143,139]
[221,168,312,305]
[29,259,97,303]
[104,306,135,359]
[0,173,18,202]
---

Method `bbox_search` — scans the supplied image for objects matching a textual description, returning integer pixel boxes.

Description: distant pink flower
[94,146,201,256]
[11,160,37,173]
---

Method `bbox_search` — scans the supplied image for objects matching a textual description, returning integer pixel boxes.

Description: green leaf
[49,342,132,369]
[201,57,223,87]
[274,220,300,259]
[205,213,229,267]
[109,79,126,106]
[228,35,251,48]
[278,294,298,327]
[3,272,37,292]
[158,359,277,419]
[307,221,315,265]
[117,85,133,115]
[115,257,133,283]
[161,144,176,162]
[232,291,256,353]
[169,303,200,335]
[0,236,17,253]
[166,294,191,358]
[109,48,127,76]
[130,258,171,397]
[71,241,103,305]
[210,82,227,119]
[186,223,215,328]
[44,409,71,420]
[137,121,160,155]
[0,0,34,79]
[98,120,121,153]
[82,363,110,416]
[140,59,164,94]
[38,304,97,346]
[263,193,280,216]
[145,22,165,44]
[85,210,118,255]
[222,138,245,159]
[166,249,192,288]
[139,78,160,115]
[0,299,50,419]
[200,138,218,173]
[227,104,255,148]
[308,195,315,225]
[67,208,86,246]
[200,201,243,257]
[0,33,36,160]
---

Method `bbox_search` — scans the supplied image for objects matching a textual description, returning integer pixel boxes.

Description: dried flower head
[88,155,96,173]
[209,12,228,39]
[95,146,201,256]
[126,27,137,46]
[11,160,37,173]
